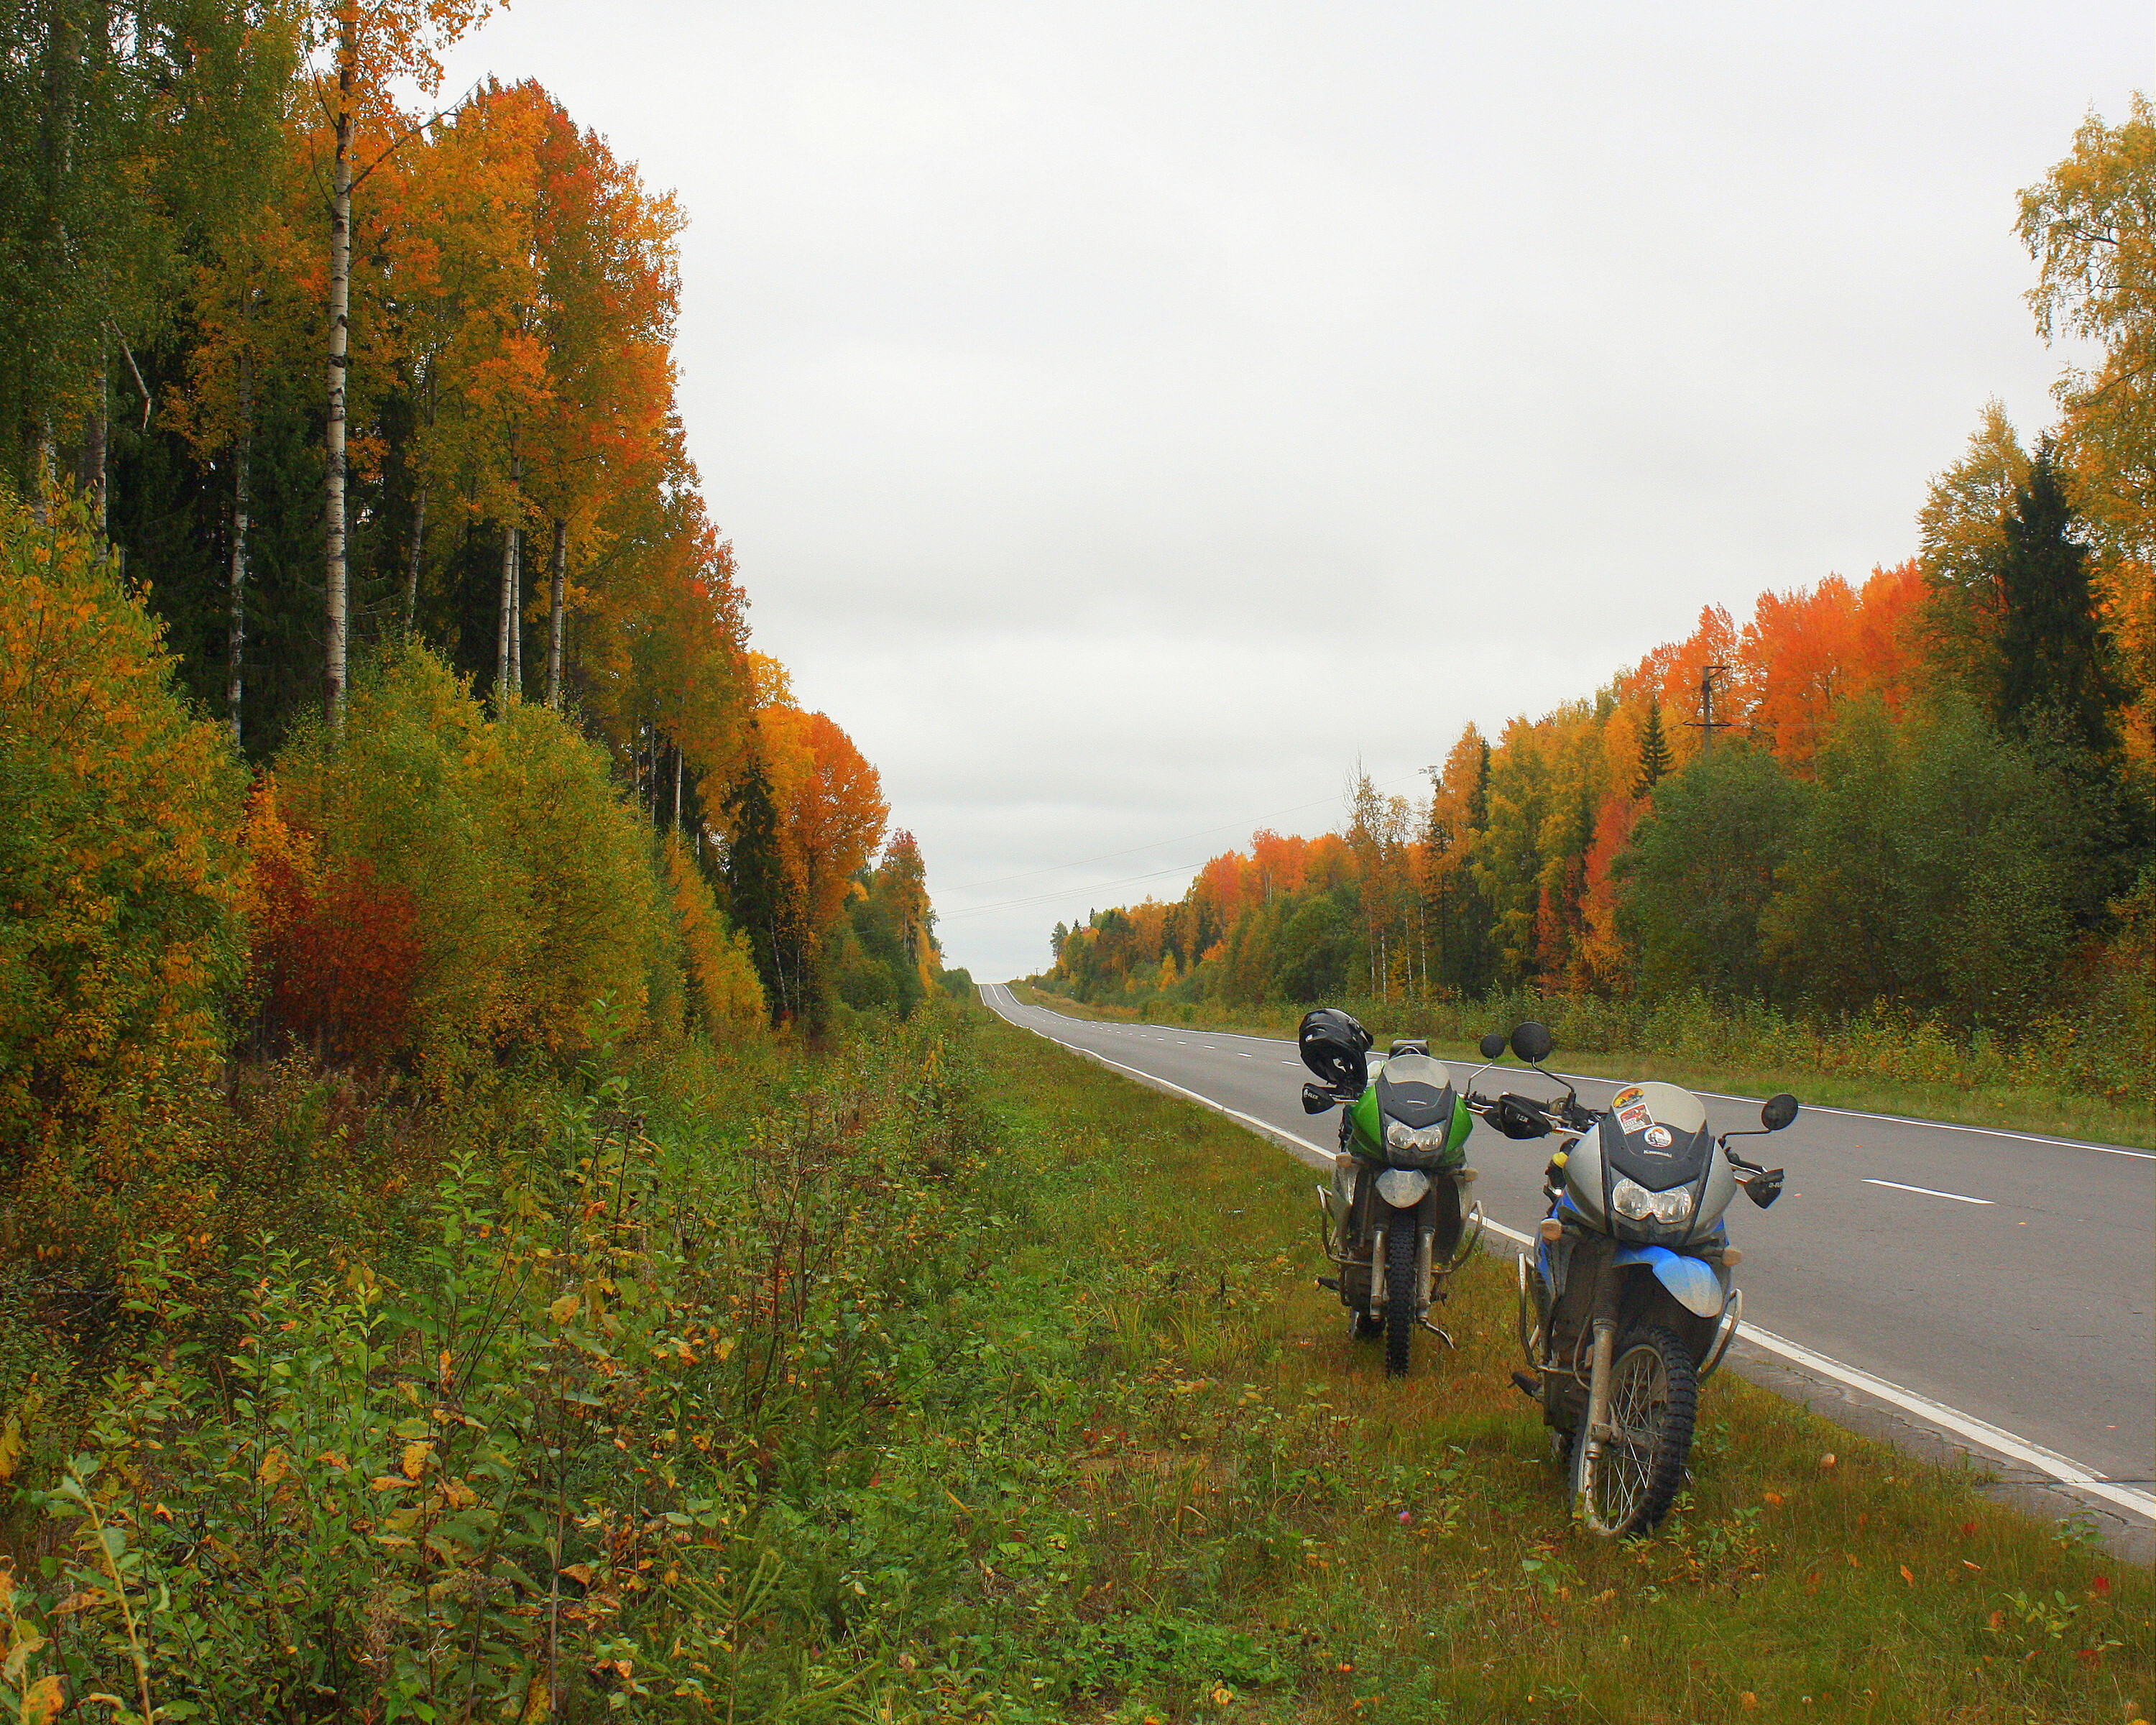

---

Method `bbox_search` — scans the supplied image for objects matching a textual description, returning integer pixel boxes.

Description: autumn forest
[0,4,2151,1719]
[1044,106,2156,1106]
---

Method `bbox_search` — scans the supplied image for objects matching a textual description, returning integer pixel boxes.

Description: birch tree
[305,0,492,729]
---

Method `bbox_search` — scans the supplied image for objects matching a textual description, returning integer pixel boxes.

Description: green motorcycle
[1299,1008,1484,1376]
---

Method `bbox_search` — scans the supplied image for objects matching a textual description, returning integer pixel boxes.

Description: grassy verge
[4,1006,2146,1721]
[959,1005,2149,1723]
[1010,985,2156,1151]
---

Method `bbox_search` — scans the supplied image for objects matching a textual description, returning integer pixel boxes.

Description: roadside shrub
[0,499,244,1244]
[243,776,423,1065]
[661,829,766,1034]
[271,646,668,1075]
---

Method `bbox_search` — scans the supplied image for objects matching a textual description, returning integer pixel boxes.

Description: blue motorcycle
[1468,1022,1797,1536]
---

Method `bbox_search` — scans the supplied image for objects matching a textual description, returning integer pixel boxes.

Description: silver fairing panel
[1563,1130,1606,1228]
[1564,1080,1740,1245]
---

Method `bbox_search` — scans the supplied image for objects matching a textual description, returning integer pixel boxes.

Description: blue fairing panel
[1611,1245,1723,1317]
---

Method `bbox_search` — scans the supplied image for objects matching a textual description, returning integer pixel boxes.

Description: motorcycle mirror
[1478,1030,1508,1061]
[1761,1092,1799,1132]
[1509,1021,1555,1065]
[1302,1082,1339,1115]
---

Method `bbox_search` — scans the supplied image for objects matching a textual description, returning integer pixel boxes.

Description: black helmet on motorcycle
[1298,1007,1372,1092]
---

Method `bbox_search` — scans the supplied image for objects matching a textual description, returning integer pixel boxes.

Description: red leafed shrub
[244,779,422,1066]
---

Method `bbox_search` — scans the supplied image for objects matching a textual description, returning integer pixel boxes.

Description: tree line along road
[977,984,2155,1550]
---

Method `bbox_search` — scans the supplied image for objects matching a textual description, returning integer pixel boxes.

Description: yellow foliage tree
[0,499,246,1246]
[272,644,667,1077]
[661,832,766,1034]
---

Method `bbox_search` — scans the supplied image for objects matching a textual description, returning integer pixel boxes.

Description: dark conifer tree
[719,760,801,1025]
[1993,441,2124,755]
[1634,700,1674,798]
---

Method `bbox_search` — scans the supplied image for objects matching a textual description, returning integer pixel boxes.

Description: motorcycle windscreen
[1598,1080,1710,1190]
[1374,1052,1455,1128]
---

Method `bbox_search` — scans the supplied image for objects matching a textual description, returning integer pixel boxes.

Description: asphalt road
[979,984,2155,1520]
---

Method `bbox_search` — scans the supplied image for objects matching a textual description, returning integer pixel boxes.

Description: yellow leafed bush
[271,645,666,1077]
[661,830,765,1034]
[0,499,244,1215]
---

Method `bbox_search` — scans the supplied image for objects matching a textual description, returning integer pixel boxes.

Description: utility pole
[1685,664,1731,755]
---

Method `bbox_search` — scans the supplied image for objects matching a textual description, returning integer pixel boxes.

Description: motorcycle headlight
[1611,1175,1693,1224]
[1385,1120,1449,1154]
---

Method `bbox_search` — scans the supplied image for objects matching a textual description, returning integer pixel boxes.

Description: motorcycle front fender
[1611,1244,1723,1318]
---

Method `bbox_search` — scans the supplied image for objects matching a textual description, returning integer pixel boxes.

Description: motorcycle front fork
[1317,1185,1475,1344]
[1518,1261,1610,1461]
[1580,1317,1617,1473]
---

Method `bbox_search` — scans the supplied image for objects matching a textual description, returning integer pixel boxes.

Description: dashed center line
[1864,1178,1993,1206]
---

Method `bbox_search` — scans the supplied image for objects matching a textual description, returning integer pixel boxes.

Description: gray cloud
[436,0,2139,979]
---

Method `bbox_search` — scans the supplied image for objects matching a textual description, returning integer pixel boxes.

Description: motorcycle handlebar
[1467,1090,1586,1140]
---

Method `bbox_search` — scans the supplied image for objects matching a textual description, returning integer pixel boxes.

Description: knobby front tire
[1572,1324,1697,1536]
[1383,1217,1419,1378]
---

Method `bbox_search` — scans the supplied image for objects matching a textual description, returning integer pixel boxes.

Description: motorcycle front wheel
[1571,1325,1696,1536]
[1382,1216,1419,1377]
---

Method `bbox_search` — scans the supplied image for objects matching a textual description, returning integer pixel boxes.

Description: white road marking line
[977,983,2152,1525]
[1051,1014,2147,1160]
[1730,1323,2156,1522]
[1864,1178,1994,1205]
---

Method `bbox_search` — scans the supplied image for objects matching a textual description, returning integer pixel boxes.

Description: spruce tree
[1634,700,1674,798]
[719,760,801,1025]
[1993,441,2124,755]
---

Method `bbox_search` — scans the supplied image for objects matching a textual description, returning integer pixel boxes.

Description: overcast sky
[436,1,2143,981]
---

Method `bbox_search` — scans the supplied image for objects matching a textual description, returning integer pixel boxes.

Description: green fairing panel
[1348,1086,1381,1154]
[1348,1091,1473,1168]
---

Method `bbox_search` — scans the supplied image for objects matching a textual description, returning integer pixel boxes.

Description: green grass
[1010,984,2156,1151]
[969,1004,2152,1723]
[4,1006,2145,1721]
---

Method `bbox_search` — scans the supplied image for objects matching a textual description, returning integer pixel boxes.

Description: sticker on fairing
[1643,1124,1674,1149]
[1611,1084,1654,1134]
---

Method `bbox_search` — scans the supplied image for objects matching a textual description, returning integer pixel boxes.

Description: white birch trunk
[402,479,425,635]
[496,519,517,701]
[496,443,521,702]
[508,525,522,694]
[545,517,566,709]
[323,19,356,730]
[228,351,252,746]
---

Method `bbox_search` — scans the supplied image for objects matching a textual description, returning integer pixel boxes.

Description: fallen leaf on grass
[1820,1453,1835,1468]
[1761,1491,1783,1506]
[1900,1565,1915,1586]
[1739,1693,1759,1709]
